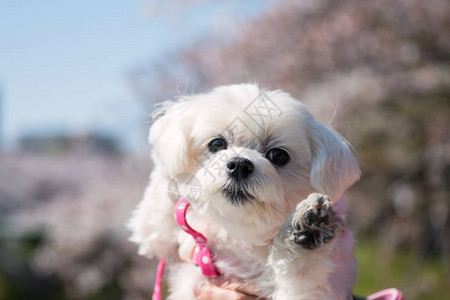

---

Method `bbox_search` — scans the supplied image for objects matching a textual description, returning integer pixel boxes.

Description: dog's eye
[208,138,228,153]
[266,148,290,166]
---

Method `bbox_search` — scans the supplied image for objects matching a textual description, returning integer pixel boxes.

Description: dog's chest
[180,206,274,288]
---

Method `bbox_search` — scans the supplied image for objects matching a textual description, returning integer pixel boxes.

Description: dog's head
[150,84,359,242]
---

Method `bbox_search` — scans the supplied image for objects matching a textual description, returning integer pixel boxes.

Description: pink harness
[152,198,220,300]
[151,198,403,300]
[174,197,221,277]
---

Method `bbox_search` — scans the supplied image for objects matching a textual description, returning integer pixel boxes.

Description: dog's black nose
[227,157,254,180]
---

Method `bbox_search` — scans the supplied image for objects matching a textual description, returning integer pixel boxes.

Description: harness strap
[174,197,221,277]
[151,198,220,300]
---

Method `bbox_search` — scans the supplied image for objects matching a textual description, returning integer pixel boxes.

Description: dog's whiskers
[221,180,256,206]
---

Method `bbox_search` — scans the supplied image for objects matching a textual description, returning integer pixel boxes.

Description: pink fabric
[367,288,403,300]
[152,258,165,300]
[174,197,221,277]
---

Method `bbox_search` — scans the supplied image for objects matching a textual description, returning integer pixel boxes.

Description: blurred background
[0,0,449,299]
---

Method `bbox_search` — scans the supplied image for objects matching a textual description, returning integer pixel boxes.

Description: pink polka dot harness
[152,197,220,300]
[174,197,221,277]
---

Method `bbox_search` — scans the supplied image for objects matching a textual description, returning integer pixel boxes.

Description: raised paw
[290,193,343,250]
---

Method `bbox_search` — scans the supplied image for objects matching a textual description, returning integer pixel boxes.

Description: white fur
[128,84,360,299]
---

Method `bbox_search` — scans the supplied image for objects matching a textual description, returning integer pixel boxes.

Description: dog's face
[150,84,359,243]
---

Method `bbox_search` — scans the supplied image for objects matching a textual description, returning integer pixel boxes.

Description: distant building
[0,89,2,149]
[19,132,121,155]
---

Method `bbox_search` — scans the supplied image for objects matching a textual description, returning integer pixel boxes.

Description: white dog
[128,84,360,300]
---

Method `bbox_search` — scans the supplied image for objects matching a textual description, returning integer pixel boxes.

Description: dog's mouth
[222,185,255,206]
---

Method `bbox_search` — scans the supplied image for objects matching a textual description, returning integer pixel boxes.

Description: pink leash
[152,198,220,300]
[152,258,165,300]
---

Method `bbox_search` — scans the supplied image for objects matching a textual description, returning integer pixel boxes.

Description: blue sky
[0,0,267,152]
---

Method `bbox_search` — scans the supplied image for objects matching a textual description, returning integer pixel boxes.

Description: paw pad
[291,194,342,249]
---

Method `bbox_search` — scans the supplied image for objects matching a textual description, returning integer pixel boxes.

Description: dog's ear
[308,120,360,203]
[149,99,194,176]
